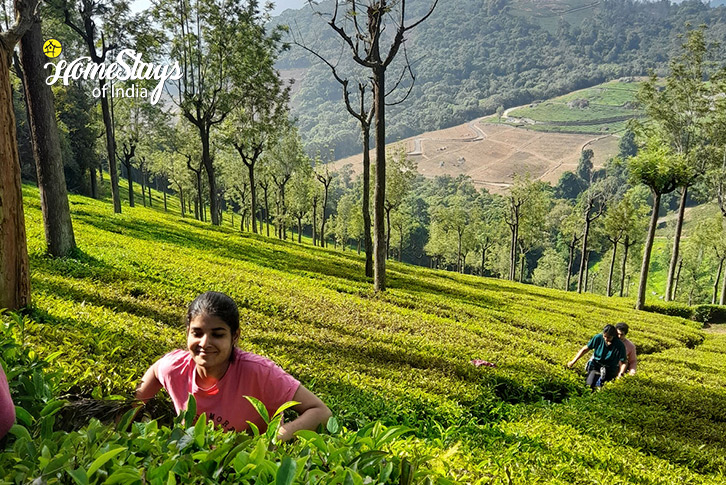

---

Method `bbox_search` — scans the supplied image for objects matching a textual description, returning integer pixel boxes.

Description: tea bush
[5,183,726,483]
[642,302,694,320]
[692,304,726,324]
[0,317,460,484]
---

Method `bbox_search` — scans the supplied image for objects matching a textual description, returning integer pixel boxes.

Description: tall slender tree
[637,27,713,301]
[311,0,439,291]
[157,0,283,226]
[629,136,688,310]
[0,0,39,309]
[294,39,375,276]
[576,181,611,293]
[57,0,128,213]
[17,8,76,256]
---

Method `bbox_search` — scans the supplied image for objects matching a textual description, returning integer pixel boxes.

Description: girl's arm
[277,385,332,442]
[135,361,163,402]
[567,345,591,368]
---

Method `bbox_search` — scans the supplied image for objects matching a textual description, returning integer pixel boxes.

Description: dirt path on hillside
[408,117,488,157]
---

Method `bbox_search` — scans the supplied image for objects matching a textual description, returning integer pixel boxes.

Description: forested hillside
[276,0,726,157]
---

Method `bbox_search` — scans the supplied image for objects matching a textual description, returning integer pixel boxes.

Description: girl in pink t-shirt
[136,291,330,441]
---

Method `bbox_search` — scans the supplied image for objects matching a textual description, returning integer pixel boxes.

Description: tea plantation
[2,184,726,484]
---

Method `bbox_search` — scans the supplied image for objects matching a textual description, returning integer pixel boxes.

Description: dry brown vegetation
[333,117,620,194]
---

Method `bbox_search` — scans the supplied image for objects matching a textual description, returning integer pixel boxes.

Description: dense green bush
[642,302,693,319]
[692,304,726,324]
[9,184,726,483]
[0,316,457,484]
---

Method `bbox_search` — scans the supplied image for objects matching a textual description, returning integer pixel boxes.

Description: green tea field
[498,79,643,135]
[2,184,726,484]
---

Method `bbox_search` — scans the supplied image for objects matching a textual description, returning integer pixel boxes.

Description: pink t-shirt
[622,337,637,374]
[0,365,15,439]
[155,348,299,433]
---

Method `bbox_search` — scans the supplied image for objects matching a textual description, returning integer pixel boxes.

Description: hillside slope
[332,116,619,193]
[276,0,726,158]
[14,184,726,483]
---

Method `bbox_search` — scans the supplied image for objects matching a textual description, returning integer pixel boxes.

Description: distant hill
[270,0,305,16]
[332,79,631,193]
[274,0,726,159]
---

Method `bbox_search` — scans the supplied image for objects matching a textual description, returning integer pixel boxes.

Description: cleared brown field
[332,117,620,194]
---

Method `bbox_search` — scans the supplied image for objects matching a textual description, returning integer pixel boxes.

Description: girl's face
[187,314,239,372]
[603,331,614,344]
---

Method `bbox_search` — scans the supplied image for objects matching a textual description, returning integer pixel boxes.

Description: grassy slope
[493,79,641,135]
[18,183,726,483]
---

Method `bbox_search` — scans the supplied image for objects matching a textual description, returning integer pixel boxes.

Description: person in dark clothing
[566,324,627,390]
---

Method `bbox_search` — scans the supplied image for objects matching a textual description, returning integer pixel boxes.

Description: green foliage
[502,79,642,135]
[693,305,726,324]
[0,312,455,483]
[277,1,726,157]
[8,183,726,482]
[642,302,694,320]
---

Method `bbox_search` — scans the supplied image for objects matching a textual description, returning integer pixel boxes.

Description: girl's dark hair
[187,291,240,335]
[603,324,618,339]
[615,322,629,336]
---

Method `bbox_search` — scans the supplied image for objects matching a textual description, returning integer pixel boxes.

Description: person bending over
[615,322,637,376]
[567,324,627,390]
[136,291,331,441]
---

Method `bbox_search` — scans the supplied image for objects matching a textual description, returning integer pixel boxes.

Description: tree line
[2,1,725,313]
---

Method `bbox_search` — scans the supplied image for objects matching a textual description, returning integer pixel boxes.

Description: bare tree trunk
[636,192,661,310]
[720,261,726,305]
[264,188,270,237]
[201,131,219,225]
[713,258,724,305]
[297,217,302,243]
[585,251,591,291]
[619,236,630,297]
[0,46,31,309]
[373,67,386,291]
[179,186,185,217]
[97,81,121,213]
[140,170,147,207]
[673,259,682,300]
[577,218,591,293]
[665,186,688,301]
[607,241,618,297]
[90,166,98,199]
[362,126,373,277]
[18,19,76,257]
[320,184,329,248]
[161,180,167,211]
[126,162,136,207]
[245,163,257,233]
[567,234,577,291]
[509,223,518,281]
[312,199,318,246]
[385,207,392,260]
